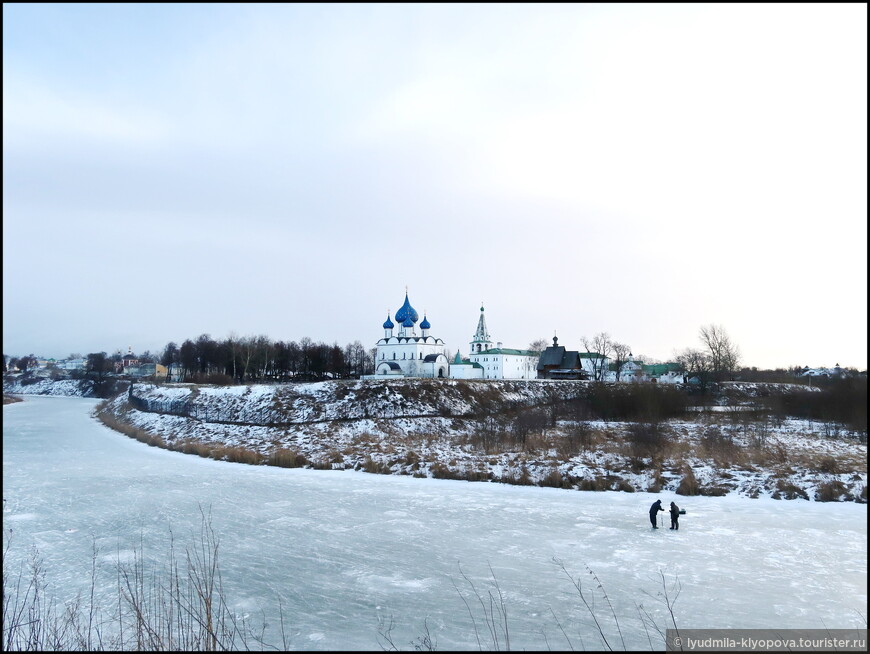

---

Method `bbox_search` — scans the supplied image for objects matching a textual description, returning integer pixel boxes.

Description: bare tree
[86,352,112,382]
[699,324,740,381]
[611,342,633,382]
[16,354,37,374]
[528,339,549,354]
[581,333,613,381]
[676,347,712,393]
[161,342,179,381]
[179,340,197,381]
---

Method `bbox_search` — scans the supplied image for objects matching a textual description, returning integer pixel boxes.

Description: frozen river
[3,396,867,650]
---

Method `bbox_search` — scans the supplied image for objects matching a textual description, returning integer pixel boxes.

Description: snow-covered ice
[3,397,867,650]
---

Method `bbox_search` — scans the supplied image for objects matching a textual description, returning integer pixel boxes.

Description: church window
[393,353,396,360]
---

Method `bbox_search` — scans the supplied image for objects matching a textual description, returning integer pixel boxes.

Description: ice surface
[3,397,867,651]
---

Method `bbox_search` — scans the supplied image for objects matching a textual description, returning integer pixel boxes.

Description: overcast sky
[3,3,867,369]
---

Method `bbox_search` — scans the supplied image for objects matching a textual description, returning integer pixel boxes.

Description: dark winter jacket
[649,500,664,515]
[670,502,680,519]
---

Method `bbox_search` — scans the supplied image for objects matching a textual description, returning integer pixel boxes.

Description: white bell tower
[470,303,493,353]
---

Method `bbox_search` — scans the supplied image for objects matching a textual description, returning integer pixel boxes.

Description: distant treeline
[761,377,868,434]
[159,334,376,383]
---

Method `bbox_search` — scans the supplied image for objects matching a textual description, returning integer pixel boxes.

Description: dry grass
[537,468,566,488]
[429,461,491,482]
[579,476,609,491]
[98,403,307,469]
[266,448,308,468]
[675,465,700,496]
[815,480,852,502]
[361,456,392,475]
[497,465,533,486]
[771,479,809,501]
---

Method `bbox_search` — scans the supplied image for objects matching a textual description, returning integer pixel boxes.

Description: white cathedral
[369,290,538,380]
[372,291,451,378]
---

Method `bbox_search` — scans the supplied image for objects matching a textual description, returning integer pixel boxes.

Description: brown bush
[579,476,608,491]
[267,448,308,468]
[538,468,565,488]
[628,456,651,473]
[557,422,594,459]
[213,446,264,465]
[627,422,669,458]
[676,466,701,496]
[815,456,840,474]
[815,480,851,502]
[699,485,729,496]
[429,461,477,480]
[772,479,809,500]
[498,465,533,486]
[362,456,392,475]
[615,477,636,493]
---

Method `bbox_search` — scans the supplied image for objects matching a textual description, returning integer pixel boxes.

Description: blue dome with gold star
[382,313,394,329]
[420,315,431,330]
[395,292,419,324]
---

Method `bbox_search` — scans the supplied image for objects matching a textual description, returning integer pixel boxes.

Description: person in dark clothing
[669,502,680,530]
[649,499,664,528]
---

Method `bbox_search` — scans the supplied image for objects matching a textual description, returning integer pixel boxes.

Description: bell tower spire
[470,302,493,353]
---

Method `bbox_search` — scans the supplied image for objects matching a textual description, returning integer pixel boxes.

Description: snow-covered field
[3,397,867,651]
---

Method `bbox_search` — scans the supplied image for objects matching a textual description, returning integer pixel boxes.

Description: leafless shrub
[554,559,627,651]
[511,408,550,451]
[815,480,851,502]
[449,563,510,651]
[557,422,593,459]
[579,476,609,491]
[627,422,669,459]
[537,468,565,488]
[267,448,308,468]
[675,466,700,496]
[497,465,533,486]
[362,456,392,475]
[2,509,291,651]
[615,478,636,493]
[404,450,421,467]
[816,455,840,474]
[772,479,809,500]
[698,485,729,496]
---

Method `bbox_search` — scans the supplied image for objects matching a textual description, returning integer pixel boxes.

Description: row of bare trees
[580,333,636,381]
[159,334,375,383]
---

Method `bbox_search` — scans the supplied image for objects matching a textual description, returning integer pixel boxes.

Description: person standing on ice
[649,499,664,528]
[669,501,680,530]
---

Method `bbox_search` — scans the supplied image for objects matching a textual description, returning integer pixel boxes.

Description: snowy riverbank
[4,376,95,396]
[83,379,868,503]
